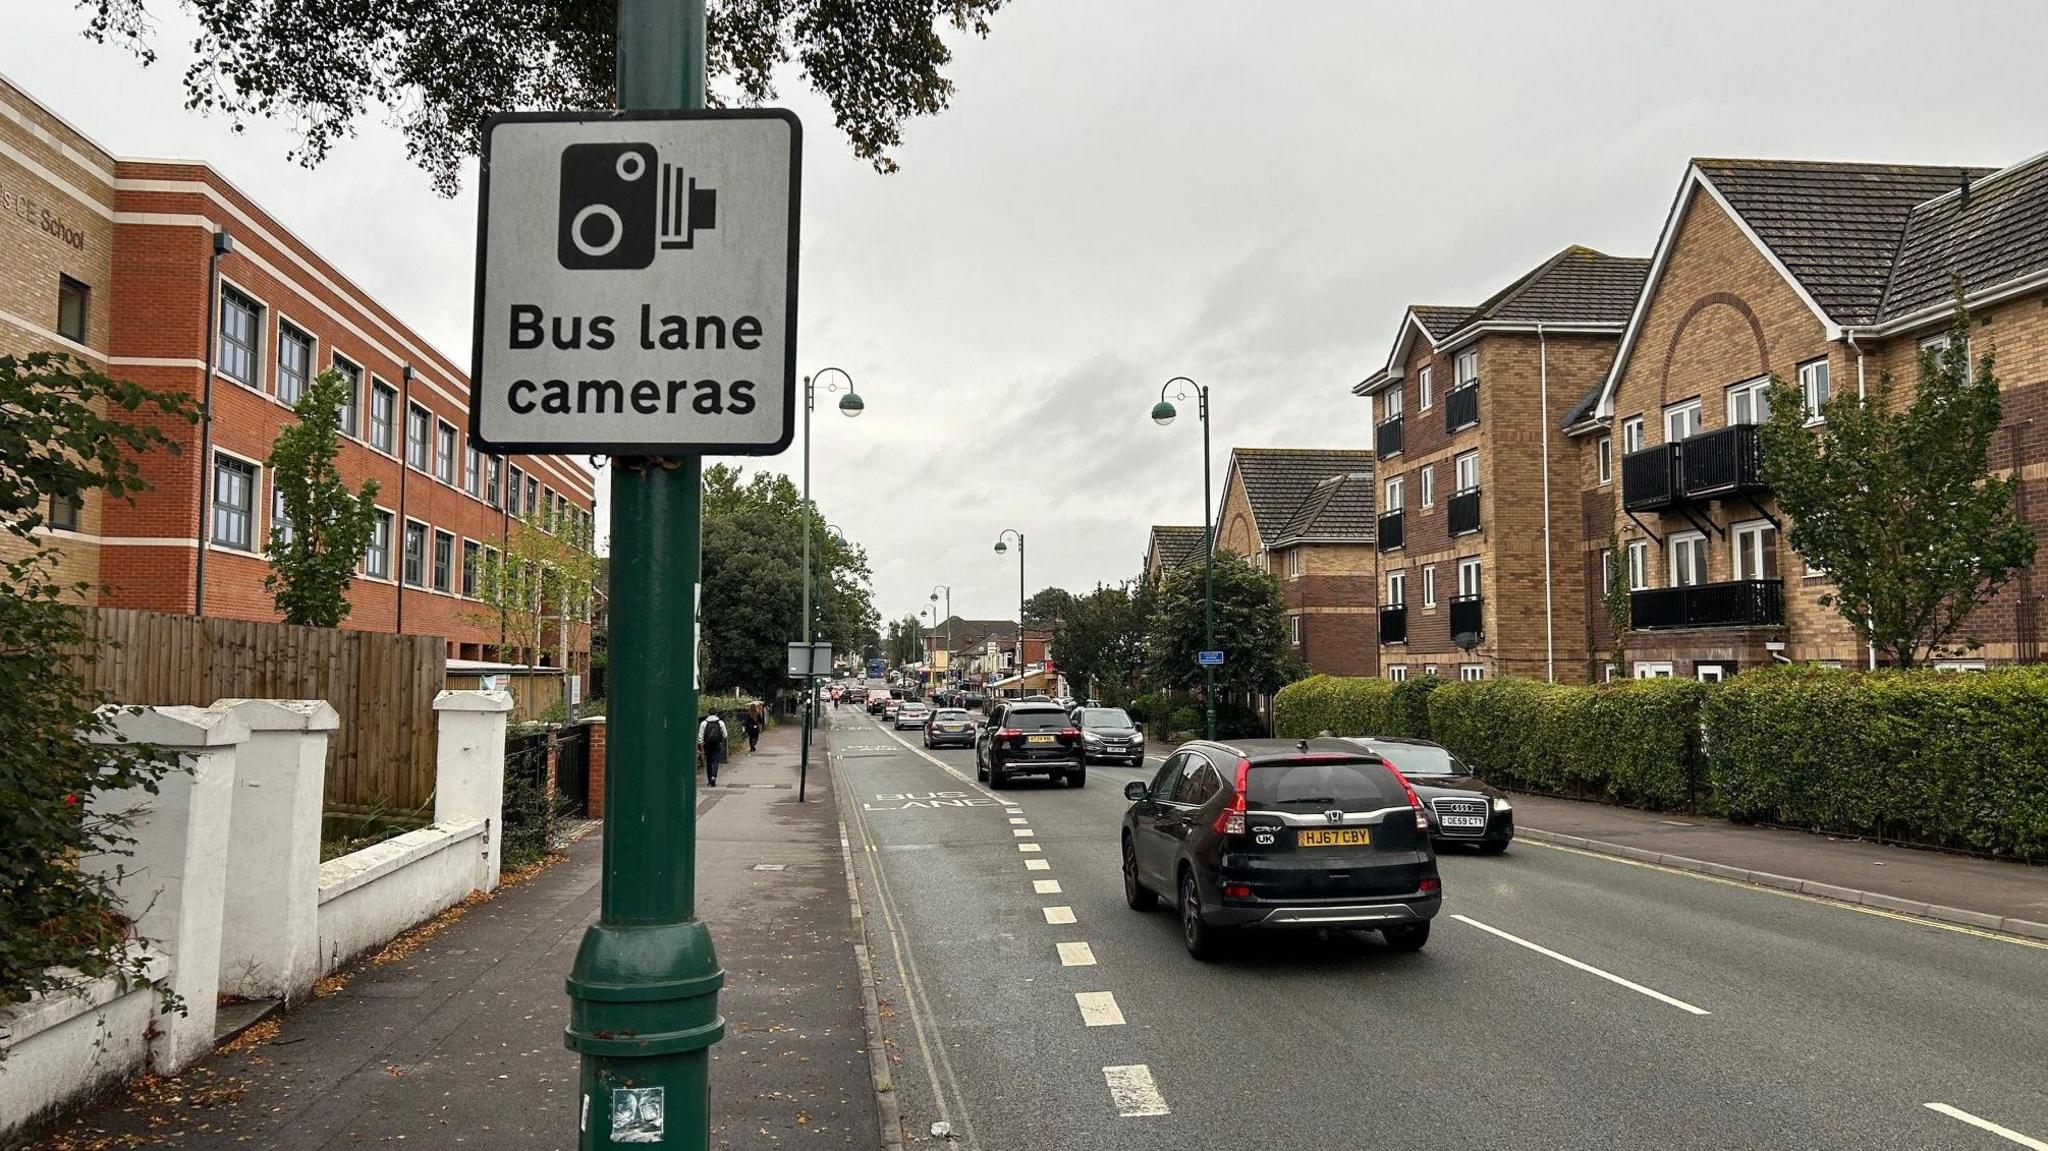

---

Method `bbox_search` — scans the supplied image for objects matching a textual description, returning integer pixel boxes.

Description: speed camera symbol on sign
[557,142,719,270]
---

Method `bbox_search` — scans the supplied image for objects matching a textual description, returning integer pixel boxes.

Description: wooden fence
[70,608,448,810]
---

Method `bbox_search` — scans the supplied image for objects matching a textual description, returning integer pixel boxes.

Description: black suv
[1120,739,1442,958]
[1073,706,1145,766]
[1346,737,1513,854]
[975,702,1085,788]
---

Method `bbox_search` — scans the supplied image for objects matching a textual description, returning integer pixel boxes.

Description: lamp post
[1151,376,1216,742]
[993,531,1024,696]
[928,583,952,693]
[801,368,863,802]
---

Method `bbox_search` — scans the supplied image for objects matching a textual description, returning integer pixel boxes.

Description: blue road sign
[1197,650,1225,667]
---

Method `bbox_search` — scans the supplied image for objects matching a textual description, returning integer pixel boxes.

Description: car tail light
[1420,877,1441,895]
[1384,762,1430,831]
[999,728,1023,739]
[1061,727,1081,737]
[1223,883,1253,900]
[1212,758,1252,835]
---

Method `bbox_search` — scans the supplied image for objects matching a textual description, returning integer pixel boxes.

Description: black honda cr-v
[1120,738,1442,958]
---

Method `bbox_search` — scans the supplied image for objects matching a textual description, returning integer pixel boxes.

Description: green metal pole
[565,2,723,1148]
[1201,386,1216,741]
[799,376,813,801]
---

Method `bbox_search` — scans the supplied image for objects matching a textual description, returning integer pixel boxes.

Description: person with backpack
[698,710,729,787]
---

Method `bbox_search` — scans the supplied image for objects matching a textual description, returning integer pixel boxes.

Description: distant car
[962,692,987,712]
[975,701,1085,788]
[882,698,902,721]
[1344,737,1513,854]
[866,690,888,715]
[895,701,930,730]
[924,708,976,748]
[1074,706,1145,767]
[1120,738,1441,959]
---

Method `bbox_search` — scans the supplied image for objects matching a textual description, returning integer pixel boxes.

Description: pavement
[22,719,880,1151]
[830,706,2048,1151]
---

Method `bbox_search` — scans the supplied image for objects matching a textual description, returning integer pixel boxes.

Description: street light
[929,584,952,692]
[799,368,865,802]
[1152,376,1216,741]
[993,531,1025,697]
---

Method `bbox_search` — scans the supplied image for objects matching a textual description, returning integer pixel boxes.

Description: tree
[885,614,925,667]
[473,506,601,672]
[264,368,379,626]
[1759,298,2036,668]
[1145,550,1298,695]
[1,352,195,1007]
[80,0,1009,195]
[1049,582,1149,701]
[1603,528,1628,678]
[1023,586,1075,631]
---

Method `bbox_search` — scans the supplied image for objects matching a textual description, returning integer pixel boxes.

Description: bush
[1272,675,1394,738]
[1703,665,2048,858]
[1387,675,1442,739]
[1428,676,1706,809]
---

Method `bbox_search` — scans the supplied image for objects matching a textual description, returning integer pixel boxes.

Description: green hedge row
[1272,674,1440,740]
[1427,677,1708,810]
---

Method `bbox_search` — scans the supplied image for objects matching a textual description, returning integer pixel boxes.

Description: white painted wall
[314,821,489,976]
[0,953,168,1138]
[216,699,338,1004]
[432,690,514,889]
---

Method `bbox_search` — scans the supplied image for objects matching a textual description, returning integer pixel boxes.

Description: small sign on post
[1197,650,1226,667]
[786,641,833,679]
[566,673,583,724]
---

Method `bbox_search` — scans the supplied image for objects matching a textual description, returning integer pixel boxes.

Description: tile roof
[1270,472,1376,545]
[1410,305,1477,341]
[1147,525,1209,571]
[1464,246,1650,329]
[924,617,1019,650]
[1879,152,2048,321]
[1228,448,1375,544]
[1694,158,1995,325]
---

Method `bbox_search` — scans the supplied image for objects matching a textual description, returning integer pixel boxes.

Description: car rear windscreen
[1246,759,1402,812]
[1006,709,1070,732]
[1366,743,1460,776]
[935,710,968,720]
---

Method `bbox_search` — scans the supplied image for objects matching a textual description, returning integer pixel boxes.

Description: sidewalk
[1509,792,2048,939]
[23,719,882,1151]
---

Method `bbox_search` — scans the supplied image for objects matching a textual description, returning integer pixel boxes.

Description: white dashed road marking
[1926,1104,2048,1149]
[1034,879,1063,894]
[1057,942,1096,967]
[1024,859,1051,871]
[1018,843,1041,852]
[1008,817,1028,824]
[1044,906,1077,925]
[1074,991,1124,1026]
[1103,1065,1168,1117]
[1005,808,1023,816]
[1013,828,1036,837]
[1452,914,1711,1015]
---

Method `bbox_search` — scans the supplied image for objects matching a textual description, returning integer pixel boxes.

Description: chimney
[1960,167,1972,209]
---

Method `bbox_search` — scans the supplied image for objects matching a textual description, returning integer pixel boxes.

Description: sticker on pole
[470,109,801,456]
[1197,650,1225,667]
[610,1085,664,1142]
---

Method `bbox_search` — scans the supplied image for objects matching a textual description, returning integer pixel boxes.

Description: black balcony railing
[1379,604,1407,645]
[1621,443,1679,511]
[1630,579,1784,630]
[1378,509,1404,550]
[1444,383,1479,432]
[1679,424,1768,499]
[1448,594,1484,644]
[1448,487,1481,535]
[1376,415,1403,459]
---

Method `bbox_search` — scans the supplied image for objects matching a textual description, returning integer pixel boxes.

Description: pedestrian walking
[698,710,729,787]
[742,704,763,752]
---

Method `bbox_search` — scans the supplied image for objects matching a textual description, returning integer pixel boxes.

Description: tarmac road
[827,705,2048,1151]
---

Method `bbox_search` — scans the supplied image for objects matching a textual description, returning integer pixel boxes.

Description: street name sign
[470,109,801,456]
[1197,650,1226,667]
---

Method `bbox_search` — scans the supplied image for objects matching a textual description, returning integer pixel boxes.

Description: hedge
[1271,674,1439,740]
[1428,677,1707,810]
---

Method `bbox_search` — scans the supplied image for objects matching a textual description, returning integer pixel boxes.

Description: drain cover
[751,863,789,872]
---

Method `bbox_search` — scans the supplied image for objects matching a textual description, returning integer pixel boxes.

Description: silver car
[895,702,931,730]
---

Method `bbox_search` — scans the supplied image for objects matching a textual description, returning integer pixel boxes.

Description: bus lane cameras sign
[470,109,801,456]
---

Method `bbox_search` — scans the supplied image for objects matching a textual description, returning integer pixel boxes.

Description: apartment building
[1355,248,1649,683]
[1567,155,2048,677]
[0,73,595,664]
[1212,447,1377,677]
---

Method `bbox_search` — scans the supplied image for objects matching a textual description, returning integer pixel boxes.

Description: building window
[57,275,89,343]
[1933,659,1988,672]
[464,444,482,497]
[1290,615,1302,647]
[1457,556,1482,599]
[542,487,559,531]
[1596,435,1613,484]
[1697,664,1728,683]
[436,421,457,484]
[507,466,524,515]
[1732,521,1777,582]
[487,457,503,507]
[1799,359,1831,421]
[1664,398,1702,442]
[1385,475,1404,512]
[365,511,393,578]
[1286,547,1302,577]
[369,382,397,453]
[1454,450,1479,493]
[1634,661,1674,679]
[1727,377,1770,426]
[211,454,257,549]
[333,357,362,438]
[1419,465,1434,508]
[1389,665,1409,683]
[276,322,313,406]
[403,521,427,587]
[1423,664,1439,677]
[1454,349,1478,390]
[218,286,262,387]
[1417,365,1433,410]
[1459,665,1484,682]
[1383,387,1403,420]
[432,530,454,592]
[1421,564,1437,607]
[271,481,293,546]
[47,492,80,531]
[462,539,481,597]
[406,404,432,471]
[525,475,539,515]
[1668,531,1707,587]
[1387,569,1406,606]
[1622,416,1645,455]
[1600,547,1615,594]
[1627,539,1650,590]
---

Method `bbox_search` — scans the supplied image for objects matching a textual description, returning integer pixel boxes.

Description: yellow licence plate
[1026,734,1056,744]
[941,724,964,732]
[1297,828,1371,847]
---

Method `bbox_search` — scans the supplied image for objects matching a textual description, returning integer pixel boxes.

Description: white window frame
[1417,365,1434,410]
[1389,665,1409,683]
[1382,387,1403,421]
[1421,564,1437,608]
[1385,475,1404,512]
[1726,377,1770,426]
[1732,520,1777,582]
[1697,664,1728,683]
[1459,664,1484,682]
[1453,450,1479,494]
[1798,358,1831,423]
[1634,661,1674,679]
[1457,556,1482,599]
[1933,659,1988,672]
[1286,547,1302,578]
[435,421,458,484]
[1600,547,1615,594]
[1424,664,1439,677]
[1622,416,1645,455]
[1419,465,1435,508]
[1289,614,1303,647]
[1387,569,1406,607]
[1668,530,1708,588]
[464,444,483,498]
[331,355,362,439]
[1664,398,1703,442]
[1454,349,1479,389]
[364,508,394,580]
[369,379,398,454]
[209,449,261,553]
[1627,539,1651,591]
[1596,435,1612,484]
[406,403,433,472]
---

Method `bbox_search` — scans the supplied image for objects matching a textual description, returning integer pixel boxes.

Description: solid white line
[1450,914,1711,1016]
[1013,828,1036,838]
[1025,859,1051,871]
[1926,1104,2048,1149]
[1103,1064,1168,1117]
[1018,843,1042,853]
[1033,879,1063,894]
[1044,906,1077,925]
[1057,941,1096,967]
[1074,991,1123,1026]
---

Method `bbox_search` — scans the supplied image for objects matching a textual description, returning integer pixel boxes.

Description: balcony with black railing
[1621,443,1679,511]
[1444,383,1479,432]
[1376,415,1403,459]
[1448,487,1481,536]
[1448,594,1484,643]
[1630,579,1784,630]
[1378,509,1404,551]
[1379,604,1407,645]
[1679,424,1767,500]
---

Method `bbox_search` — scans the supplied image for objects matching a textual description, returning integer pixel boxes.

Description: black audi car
[1345,737,1513,854]
[1072,706,1145,766]
[1120,738,1442,958]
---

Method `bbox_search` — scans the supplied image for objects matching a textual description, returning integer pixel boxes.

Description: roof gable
[1146,524,1209,572]
[1224,448,1376,544]
[1878,150,2048,322]
[1271,472,1376,546]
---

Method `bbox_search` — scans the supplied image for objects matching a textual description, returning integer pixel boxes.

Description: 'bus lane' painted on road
[863,790,1003,811]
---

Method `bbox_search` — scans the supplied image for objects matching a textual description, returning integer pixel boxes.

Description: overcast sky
[10,1,2048,629]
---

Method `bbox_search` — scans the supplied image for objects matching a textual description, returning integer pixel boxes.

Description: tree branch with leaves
[265,368,379,627]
